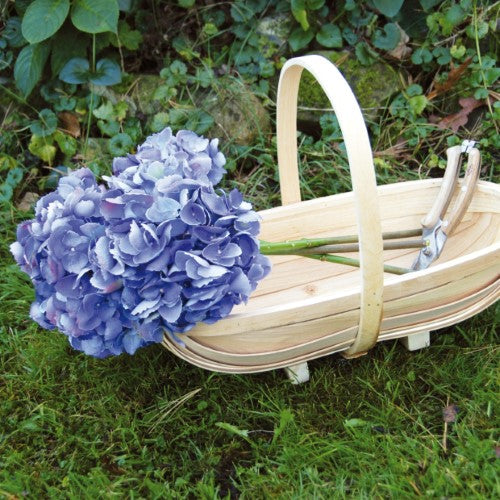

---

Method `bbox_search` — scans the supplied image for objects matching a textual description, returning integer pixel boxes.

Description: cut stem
[305,254,411,275]
[260,228,422,254]
[263,239,423,255]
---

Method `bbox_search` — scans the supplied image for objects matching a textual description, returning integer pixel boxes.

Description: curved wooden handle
[443,147,481,236]
[276,55,384,357]
[421,146,462,229]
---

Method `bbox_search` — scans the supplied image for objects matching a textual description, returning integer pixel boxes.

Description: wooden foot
[284,362,310,384]
[401,331,431,351]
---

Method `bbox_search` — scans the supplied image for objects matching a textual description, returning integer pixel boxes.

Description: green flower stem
[259,228,422,255]
[261,239,422,255]
[304,254,411,275]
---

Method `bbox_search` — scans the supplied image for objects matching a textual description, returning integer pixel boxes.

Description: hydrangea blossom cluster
[11,128,271,358]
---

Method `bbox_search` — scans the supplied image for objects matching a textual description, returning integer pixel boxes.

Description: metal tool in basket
[262,140,481,273]
[412,140,481,270]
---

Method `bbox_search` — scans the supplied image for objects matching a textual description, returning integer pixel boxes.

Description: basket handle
[276,55,384,357]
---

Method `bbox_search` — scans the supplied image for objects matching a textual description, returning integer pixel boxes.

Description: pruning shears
[412,140,481,271]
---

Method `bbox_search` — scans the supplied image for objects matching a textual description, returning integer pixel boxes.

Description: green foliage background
[0,0,499,497]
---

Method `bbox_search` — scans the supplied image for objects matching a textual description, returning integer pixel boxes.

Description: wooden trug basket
[163,55,500,382]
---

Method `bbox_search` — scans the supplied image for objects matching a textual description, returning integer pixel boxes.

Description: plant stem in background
[84,35,97,155]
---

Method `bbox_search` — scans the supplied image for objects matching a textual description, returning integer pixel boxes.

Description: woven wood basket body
[162,55,500,373]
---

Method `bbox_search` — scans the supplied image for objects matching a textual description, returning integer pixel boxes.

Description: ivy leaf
[93,101,114,120]
[108,133,133,156]
[150,112,170,133]
[29,135,57,164]
[408,95,428,115]
[372,23,400,50]
[14,41,50,97]
[71,0,119,34]
[289,27,314,51]
[59,57,90,84]
[373,0,404,18]
[22,0,70,43]
[316,24,342,48]
[111,20,143,50]
[432,47,451,65]
[30,109,58,137]
[54,130,77,156]
[50,24,89,76]
[90,59,121,86]
[97,119,120,137]
[291,0,309,31]
[355,42,378,65]
[411,47,433,65]
[4,17,27,48]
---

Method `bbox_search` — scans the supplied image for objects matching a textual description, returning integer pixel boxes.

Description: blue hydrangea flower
[11,128,271,358]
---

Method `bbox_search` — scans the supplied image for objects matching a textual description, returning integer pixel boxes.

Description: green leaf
[408,95,428,115]
[93,101,114,120]
[111,20,143,50]
[178,0,195,7]
[30,109,58,137]
[54,130,77,156]
[50,24,89,76]
[59,57,90,84]
[114,101,128,121]
[419,0,442,10]
[4,17,27,48]
[22,0,70,43]
[372,23,400,50]
[316,24,342,48]
[71,0,119,34]
[108,133,133,155]
[411,47,433,65]
[0,184,13,202]
[440,4,465,36]
[153,84,175,101]
[466,21,488,40]
[291,0,309,31]
[450,44,466,59]
[432,47,451,65]
[406,84,423,97]
[90,58,121,86]
[150,112,170,133]
[6,167,24,186]
[97,119,120,137]
[194,67,214,88]
[372,0,404,18]
[289,27,314,51]
[355,42,378,65]
[123,117,142,142]
[29,135,57,164]
[14,42,50,97]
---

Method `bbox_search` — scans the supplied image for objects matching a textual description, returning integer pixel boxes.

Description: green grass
[0,202,498,499]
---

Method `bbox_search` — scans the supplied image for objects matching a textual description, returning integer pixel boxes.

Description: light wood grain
[277,55,384,356]
[160,55,500,375]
